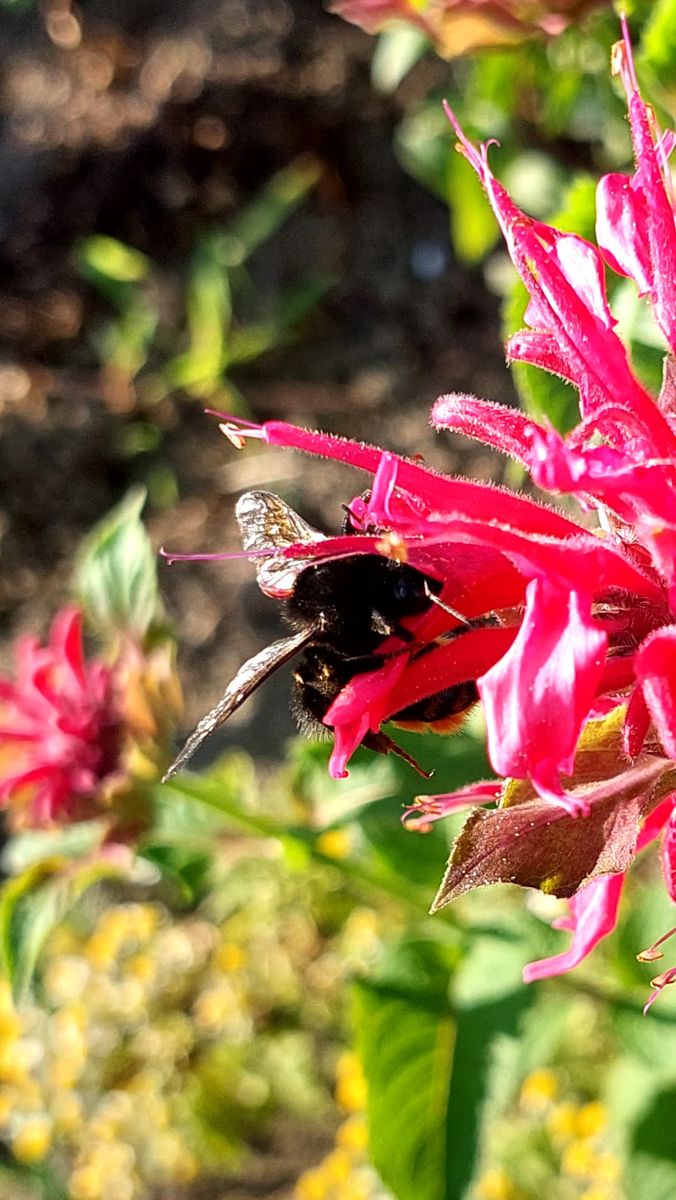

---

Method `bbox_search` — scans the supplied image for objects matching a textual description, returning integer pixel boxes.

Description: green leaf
[226,277,333,367]
[0,857,127,1002]
[396,99,497,261]
[165,230,233,393]
[621,1082,676,1200]
[355,975,454,1200]
[140,843,212,906]
[395,100,451,202]
[604,1051,676,1199]
[75,234,150,285]
[371,25,429,93]
[224,156,322,264]
[0,1155,67,1200]
[357,795,450,888]
[355,945,536,1200]
[444,989,536,1199]
[625,1155,676,1200]
[3,823,107,874]
[97,294,158,379]
[434,764,665,909]
[447,149,500,264]
[640,0,676,91]
[74,486,160,639]
[505,280,579,434]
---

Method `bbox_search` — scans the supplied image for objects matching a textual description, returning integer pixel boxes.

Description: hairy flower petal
[431,392,539,464]
[623,686,651,759]
[325,657,408,778]
[596,173,652,295]
[635,626,676,759]
[527,426,676,546]
[259,420,587,538]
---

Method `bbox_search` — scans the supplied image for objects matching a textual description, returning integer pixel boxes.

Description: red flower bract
[0,607,123,827]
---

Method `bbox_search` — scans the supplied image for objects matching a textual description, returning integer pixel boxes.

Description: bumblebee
[163,491,478,781]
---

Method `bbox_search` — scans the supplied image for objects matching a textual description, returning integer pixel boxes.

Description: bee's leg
[363,730,433,778]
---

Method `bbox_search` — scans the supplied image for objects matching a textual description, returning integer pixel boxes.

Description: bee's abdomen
[291,643,385,736]
[391,681,478,732]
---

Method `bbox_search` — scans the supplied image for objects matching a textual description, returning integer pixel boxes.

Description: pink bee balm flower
[426,19,676,999]
[172,21,676,1004]
[0,607,125,827]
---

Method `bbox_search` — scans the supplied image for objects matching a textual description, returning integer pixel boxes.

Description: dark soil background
[0,0,515,759]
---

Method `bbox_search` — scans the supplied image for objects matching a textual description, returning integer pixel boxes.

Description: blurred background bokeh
[3,1,676,1197]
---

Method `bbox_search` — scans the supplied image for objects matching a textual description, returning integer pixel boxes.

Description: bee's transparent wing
[162,626,315,781]
[235,490,326,597]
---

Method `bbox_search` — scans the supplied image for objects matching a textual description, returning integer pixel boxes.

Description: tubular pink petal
[370,452,403,524]
[403,781,501,830]
[555,233,617,328]
[431,393,539,464]
[639,797,674,849]
[325,657,409,775]
[478,579,607,789]
[405,517,660,599]
[626,90,676,355]
[383,625,517,718]
[505,330,580,388]
[50,606,87,694]
[527,428,676,529]
[0,605,125,827]
[523,873,625,982]
[329,717,370,779]
[623,686,651,759]
[611,22,676,354]
[260,420,588,539]
[0,764,57,802]
[325,656,408,732]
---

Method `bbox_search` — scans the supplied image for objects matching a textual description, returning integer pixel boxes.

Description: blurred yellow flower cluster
[473,1067,624,1200]
[295,1051,391,1200]
[0,896,305,1199]
[0,835,385,1200]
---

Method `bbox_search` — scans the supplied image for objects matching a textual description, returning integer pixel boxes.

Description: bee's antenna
[422,581,472,625]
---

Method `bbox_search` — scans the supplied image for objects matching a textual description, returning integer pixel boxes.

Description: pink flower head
[0,607,124,827]
[430,21,676,1001]
[181,22,676,1005]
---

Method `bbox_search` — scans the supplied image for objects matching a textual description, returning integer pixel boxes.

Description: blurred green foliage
[74,156,329,412]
